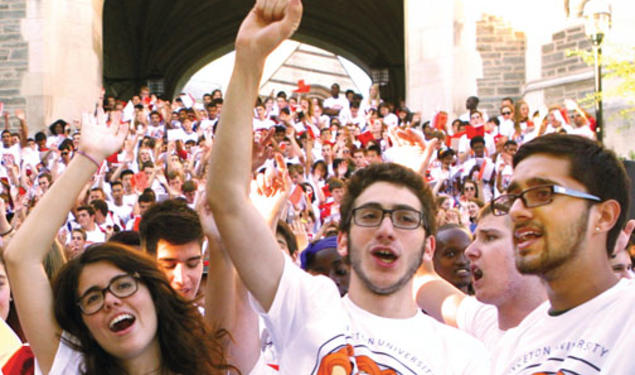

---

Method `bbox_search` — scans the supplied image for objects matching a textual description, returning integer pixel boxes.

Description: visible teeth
[109,313,133,330]
[517,230,540,242]
[456,269,470,276]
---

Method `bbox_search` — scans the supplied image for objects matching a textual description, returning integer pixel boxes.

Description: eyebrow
[356,202,420,211]
[507,177,558,193]
[476,228,504,237]
[78,274,128,297]
[158,255,202,262]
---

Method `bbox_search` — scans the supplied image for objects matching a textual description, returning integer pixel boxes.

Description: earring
[595,227,600,232]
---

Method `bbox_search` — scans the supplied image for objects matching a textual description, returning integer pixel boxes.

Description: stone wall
[476,15,526,115]
[0,0,27,130]
[541,25,594,108]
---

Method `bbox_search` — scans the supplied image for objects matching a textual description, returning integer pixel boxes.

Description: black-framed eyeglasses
[501,111,512,115]
[491,184,601,216]
[352,205,427,230]
[76,273,140,315]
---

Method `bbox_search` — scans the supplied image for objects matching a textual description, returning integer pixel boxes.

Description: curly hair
[52,242,238,375]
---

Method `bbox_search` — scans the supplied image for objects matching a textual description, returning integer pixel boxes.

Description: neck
[496,276,547,330]
[121,336,163,375]
[348,277,418,318]
[543,243,618,312]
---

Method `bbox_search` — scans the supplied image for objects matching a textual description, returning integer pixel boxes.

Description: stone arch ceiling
[103,0,404,102]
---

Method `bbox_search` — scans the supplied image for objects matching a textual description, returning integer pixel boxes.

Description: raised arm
[413,249,466,327]
[201,196,260,374]
[206,0,302,311]
[2,110,126,374]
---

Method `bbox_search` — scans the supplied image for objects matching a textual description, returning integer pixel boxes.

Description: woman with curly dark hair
[3,109,236,374]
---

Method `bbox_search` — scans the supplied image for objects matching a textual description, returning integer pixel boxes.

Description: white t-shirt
[456,296,503,352]
[254,256,491,374]
[493,278,635,375]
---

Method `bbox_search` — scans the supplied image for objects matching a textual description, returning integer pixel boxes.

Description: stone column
[404,0,455,119]
[18,0,103,132]
[404,0,485,119]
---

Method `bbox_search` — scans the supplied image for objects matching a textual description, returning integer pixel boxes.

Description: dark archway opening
[103,0,404,103]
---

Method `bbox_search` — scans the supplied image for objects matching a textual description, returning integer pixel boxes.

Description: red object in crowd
[106,152,119,164]
[2,345,34,375]
[293,79,311,93]
[466,124,484,139]
[433,111,448,131]
[446,130,466,147]
[356,131,375,147]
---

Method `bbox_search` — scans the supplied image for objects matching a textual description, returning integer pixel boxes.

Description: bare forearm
[207,61,264,204]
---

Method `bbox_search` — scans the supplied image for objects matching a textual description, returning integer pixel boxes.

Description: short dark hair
[276,221,298,256]
[71,228,87,241]
[138,191,155,204]
[339,163,437,236]
[139,199,204,256]
[35,131,47,142]
[38,172,52,184]
[366,144,382,156]
[470,136,485,148]
[488,117,500,126]
[109,230,141,247]
[90,199,109,216]
[77,205,95,216]
[513,134,630,253]
[120,169,134,179]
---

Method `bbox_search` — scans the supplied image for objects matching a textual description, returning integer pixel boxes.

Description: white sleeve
[250,256,341,357]
[456,296,502,350]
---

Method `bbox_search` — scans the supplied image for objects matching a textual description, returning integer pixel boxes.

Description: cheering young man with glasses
[206,0,490,373]
[490,134,634,374]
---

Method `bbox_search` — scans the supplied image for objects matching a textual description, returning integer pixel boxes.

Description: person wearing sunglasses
[3,110,236,374]
[497,104,515,142]
[491,134,633,374]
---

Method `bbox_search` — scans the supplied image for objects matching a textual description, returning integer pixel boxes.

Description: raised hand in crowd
[2,106,126,374]
[385,127,438,175]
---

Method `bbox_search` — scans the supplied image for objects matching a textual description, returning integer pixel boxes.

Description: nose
[456,251,469,266]
[374,213,397,239]
[173,263,185,287]
[464,241,479,261]
[508,195,531,223]
[102,290,122,311]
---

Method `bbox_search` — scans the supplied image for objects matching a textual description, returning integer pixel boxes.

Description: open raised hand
[384,128,437,174]
[250,153,291,228]
[79,110,127,163]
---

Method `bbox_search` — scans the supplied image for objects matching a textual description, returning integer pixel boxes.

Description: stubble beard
[347,241,424,296]
[516,209,589,277]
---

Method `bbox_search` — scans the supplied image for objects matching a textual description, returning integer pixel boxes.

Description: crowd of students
[0,0,633,374]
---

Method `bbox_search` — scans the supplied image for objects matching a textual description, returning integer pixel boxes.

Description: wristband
[77,150,100,168]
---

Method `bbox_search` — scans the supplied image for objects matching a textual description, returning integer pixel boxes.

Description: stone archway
[102,0,404,103]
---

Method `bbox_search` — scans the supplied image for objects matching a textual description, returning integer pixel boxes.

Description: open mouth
[514,226,543,250]
[109,313,135,333]
[371,248,398,265]
[471,266,483,281]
